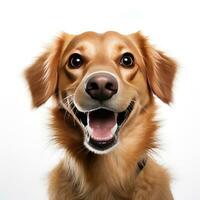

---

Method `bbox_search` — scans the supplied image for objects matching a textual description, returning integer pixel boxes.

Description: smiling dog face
[25,31,176,154]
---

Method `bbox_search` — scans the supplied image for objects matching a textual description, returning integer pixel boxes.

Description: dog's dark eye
[120,53,134,68]
[68,53,83,68]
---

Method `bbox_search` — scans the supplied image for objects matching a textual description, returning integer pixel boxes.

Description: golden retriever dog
[25,31,177,200]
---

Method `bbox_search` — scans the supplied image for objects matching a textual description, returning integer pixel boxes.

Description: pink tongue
[89,109,116,141]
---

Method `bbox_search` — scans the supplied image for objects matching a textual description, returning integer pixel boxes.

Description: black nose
[85,73,118,101]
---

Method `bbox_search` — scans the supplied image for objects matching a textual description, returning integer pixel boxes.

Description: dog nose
[85,73,118,101]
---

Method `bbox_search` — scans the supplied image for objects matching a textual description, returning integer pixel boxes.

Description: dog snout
[85,73,118,101]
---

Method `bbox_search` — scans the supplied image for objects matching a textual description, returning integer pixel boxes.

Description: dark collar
[136,157,147,175]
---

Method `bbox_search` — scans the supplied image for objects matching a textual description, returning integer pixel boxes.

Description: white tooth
[87,112,90,125]
[86,124,93,136]
[111,123,118,135]
[87,135,90,142]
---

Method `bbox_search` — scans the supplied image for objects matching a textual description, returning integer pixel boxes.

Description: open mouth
[72,103,134,154]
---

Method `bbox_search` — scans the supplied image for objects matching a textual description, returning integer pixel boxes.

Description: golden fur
[25,31,177,200]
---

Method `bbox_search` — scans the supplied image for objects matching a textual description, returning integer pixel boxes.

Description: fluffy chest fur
[48,151,171,200]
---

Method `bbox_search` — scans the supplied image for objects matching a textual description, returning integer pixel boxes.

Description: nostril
[88,82,99,90]
[105,82,116,92]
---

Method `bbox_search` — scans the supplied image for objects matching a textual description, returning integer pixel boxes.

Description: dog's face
[25,31,176,154]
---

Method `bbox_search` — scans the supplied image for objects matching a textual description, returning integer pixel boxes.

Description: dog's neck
[51,102,157,195]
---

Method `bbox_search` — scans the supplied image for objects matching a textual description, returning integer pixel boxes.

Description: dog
[25,31,177,200]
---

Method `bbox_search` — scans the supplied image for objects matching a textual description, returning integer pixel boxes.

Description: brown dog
[25,31,177,200]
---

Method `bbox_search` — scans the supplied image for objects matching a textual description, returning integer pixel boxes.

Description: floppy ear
[132,32,177,104]
[25,33,72,107]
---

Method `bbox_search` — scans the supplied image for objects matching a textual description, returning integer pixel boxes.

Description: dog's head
[25,31,176,154]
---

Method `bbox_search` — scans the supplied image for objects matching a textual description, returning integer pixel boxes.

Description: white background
[0,0,200,199]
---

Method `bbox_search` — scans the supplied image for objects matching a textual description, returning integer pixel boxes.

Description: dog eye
[68,53,83,68]
[120,53,134,67]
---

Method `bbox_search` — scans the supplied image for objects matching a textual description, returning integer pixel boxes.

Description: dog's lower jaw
[83,136,119,155]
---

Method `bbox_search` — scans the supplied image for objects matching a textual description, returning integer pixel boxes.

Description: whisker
[59,93,76,122]
[62,95,74,109]
[63,94,73,101]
